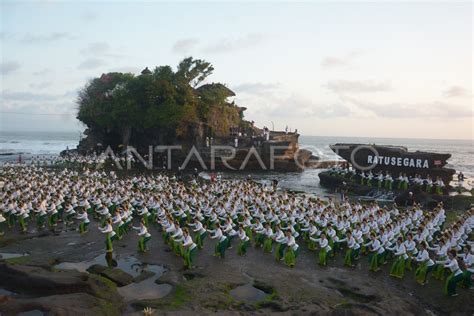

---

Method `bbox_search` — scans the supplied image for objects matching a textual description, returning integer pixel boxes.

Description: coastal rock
[0,263,89,295]
[86,264,134,287]
[155,270,182,285]
[0,292,121,316]
[133,270,156,283]
[0,263,123,305]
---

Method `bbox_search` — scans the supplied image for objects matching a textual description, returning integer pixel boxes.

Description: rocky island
[72,58,311,171]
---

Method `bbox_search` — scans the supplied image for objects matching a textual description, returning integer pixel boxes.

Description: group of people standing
[1,163,473,297]
[329,166,447,195]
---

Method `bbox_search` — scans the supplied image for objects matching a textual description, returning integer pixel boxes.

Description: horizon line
[0,129,472,142]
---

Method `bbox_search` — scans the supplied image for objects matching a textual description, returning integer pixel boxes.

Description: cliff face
[74,130,311,172]
[163,132,311,172]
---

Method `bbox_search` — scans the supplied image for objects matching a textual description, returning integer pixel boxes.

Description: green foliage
[176,57,214,87]
[76,57,239,147]
[3,255,31,265]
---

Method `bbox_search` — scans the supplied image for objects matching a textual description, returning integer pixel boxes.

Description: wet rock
[329,303,380,316]
[133,270,156,283]
[326,277,347,287]
[0,292,121,316]
[118,278,172,302]
[183,271,204,281]
[0,263,89,295]
[241,303,257,311]
[0,263,123,306]
[86,264,107,274]
[252,280,275,294]
[229,284,267,303]
[155,271,181,285]
[257,300,289,312]
[336,287,378,303]
[86,264,133,287]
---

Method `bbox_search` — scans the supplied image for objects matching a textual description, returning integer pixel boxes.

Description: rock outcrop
[0,263,124,315]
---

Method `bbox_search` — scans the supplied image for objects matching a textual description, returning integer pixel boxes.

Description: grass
[87,274,122,303]
[132,284,191,310]
[96,297,122,316]
[2,255,31,265]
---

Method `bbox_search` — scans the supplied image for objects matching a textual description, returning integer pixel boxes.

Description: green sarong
[184,247,197,269]
[433,264,446,280]
[237,240,250,256]
[79,222,89,234]
[344,248,354,267]
[415,262,434,284]
[105,234,113,252]
[275,243,286,261]
[390,256,406,279]
[284,247,298,268]
[263,238,273,253]
[195,232,206,249]
[138,235,151,252]
[214,239,227,258]
[319,248,328,266]
[444,272,464,296]
[369,252,380,272]
[463,270,472,288]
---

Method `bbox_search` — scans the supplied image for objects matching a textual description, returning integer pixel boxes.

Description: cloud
[0,32,14,41]
[0,61,21,75]
[81,41,110,55]
[0,101,77,119]
[267,94,352,119]
[239,91,351,120]
[321,56,348,68]
[22,32,74,44]
[443,85,471,98]
[172,38,199,54]
[321,51,360,69]
[78,58,107,70]
[1,90,58,102]
[203,33,267,54]
[29,81,52,89]
[342,96,471,119]
[81,11,98,21]
[325,80,391,93]
[1,90,75,102]
[107,66,142,74]
[33,68,53,76]
[80,42,126,59]
[233,82,280,95]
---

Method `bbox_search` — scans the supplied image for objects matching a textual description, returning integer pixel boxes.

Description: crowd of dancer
[328,166,447,194]
[0,164,472,297]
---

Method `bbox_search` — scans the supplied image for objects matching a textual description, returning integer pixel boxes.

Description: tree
[76,57,245,152]
[176,57,214,87]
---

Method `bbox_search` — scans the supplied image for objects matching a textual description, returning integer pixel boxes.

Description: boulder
[86,264,133,287]
[133,270,156,283]
[0,292,121,316]
[155,270,182,286]
[0,263,123,305]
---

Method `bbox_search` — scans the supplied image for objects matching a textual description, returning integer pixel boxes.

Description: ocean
[1,131,472,195]
[0,131,81,157]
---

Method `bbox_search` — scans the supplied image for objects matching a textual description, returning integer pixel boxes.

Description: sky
[0,0,472,140]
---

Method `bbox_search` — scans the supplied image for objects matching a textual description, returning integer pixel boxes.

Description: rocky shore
[0,210,472,316]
